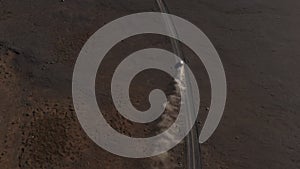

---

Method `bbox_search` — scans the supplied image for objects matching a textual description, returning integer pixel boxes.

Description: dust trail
[150,63,186,169]
[152,0,202,168]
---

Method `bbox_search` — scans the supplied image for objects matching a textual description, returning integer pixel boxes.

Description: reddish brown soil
[0,0,299,169]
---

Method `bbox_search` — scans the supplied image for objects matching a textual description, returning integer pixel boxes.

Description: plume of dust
[150,64,186,169]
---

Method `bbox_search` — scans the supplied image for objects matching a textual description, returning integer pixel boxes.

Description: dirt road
[0,0,299,169]
[163,0,300,168]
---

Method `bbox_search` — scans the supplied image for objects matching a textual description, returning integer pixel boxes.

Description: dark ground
[0,0,299,169]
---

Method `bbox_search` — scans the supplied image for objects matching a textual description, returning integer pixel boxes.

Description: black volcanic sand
[0,0,300,169]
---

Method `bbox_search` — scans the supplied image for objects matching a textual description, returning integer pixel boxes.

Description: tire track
[155,1,202,169]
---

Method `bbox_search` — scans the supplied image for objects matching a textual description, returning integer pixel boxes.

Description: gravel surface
[0,0,299,169]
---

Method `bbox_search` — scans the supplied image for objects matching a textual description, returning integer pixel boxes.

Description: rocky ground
[0,0,299,169]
